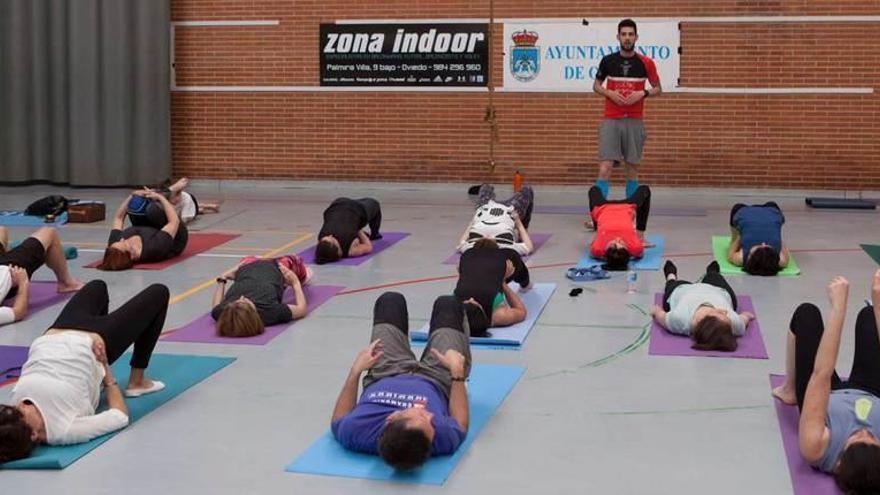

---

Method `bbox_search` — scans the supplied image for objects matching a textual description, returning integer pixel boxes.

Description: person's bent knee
[790,303,821,335]
[145,283,171,302]
[30,227,59,249]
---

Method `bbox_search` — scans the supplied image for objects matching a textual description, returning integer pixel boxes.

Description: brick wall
[171,1,880,188]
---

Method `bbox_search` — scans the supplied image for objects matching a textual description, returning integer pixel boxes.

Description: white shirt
[664,283,745,337]
[458,201,530,255]
[0,266,15,326]
[11,332,129,445]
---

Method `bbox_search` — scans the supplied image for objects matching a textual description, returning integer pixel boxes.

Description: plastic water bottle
[626,268,638,294]
[513,170,523,192]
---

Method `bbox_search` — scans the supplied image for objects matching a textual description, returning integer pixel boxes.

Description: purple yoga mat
[0,345,29,378]
[443,233,552,265]
[296,232,409,266]
[3,281,72,315]
[769,374,840,495]
[648,294,768,359]
[162,285,345,345]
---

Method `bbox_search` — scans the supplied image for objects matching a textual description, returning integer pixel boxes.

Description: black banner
[320,23,489,87]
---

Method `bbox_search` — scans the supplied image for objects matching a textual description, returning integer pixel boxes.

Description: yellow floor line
[167,232,313,307]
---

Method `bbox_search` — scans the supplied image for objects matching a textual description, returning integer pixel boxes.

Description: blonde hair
[215,301,265,337]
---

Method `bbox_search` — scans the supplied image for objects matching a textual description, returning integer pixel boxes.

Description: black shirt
[108,227,183,263]
[210,261,293,325]
[318,198,368,255]
[454,249,508,315]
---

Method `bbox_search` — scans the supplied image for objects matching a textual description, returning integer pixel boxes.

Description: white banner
[502,20,680,92]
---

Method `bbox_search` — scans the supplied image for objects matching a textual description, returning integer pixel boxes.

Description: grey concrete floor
[1,182,878,494]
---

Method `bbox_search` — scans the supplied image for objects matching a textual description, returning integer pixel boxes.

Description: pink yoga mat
[769,374,840,495]
[85,233,240,270]
[442,233,552,265]
[3,281,72,315]
[297,232,409,266]
[162,285,344,345]
[648,294,768,359]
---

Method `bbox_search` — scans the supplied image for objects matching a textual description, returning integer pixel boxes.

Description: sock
[625,179,639,199]
[595,180,609,199]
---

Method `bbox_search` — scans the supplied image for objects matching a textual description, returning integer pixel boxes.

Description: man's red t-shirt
[595,52,660,119]
[589,203,644,258]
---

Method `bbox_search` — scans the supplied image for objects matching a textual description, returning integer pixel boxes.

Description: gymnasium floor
[1,182,877,494]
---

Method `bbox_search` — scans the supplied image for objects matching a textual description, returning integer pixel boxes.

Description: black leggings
[662,263,738,312]
[49,280,169,369]
[356,198,382,239]
[373,292,465,336]
[589,185,651,232]
[502,249,531,288]
[729,201,784,227]
[790,303,880,410]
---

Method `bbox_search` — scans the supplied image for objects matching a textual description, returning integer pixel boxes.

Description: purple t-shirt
[332,375,465,456]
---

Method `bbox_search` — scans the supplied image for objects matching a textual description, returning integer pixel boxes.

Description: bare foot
[57,279,84,293]
[772,383,797,405]
[168,177,189,193]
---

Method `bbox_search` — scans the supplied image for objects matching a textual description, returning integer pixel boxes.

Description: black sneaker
[663,260,678,279]
[706,260,721,274]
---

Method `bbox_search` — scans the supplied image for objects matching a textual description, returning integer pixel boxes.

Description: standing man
[593,19,662,200]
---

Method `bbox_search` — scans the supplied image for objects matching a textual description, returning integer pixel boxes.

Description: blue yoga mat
[577,234,664,271]
[285,363,525,485]
[1,353,235,469]
[0,211,67,227]
[410,283,556,347]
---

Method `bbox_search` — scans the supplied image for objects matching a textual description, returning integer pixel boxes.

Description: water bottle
[626,268,638,294]
[513,170,523,192]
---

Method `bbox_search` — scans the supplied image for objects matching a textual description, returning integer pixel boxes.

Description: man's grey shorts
[598,118,647,164]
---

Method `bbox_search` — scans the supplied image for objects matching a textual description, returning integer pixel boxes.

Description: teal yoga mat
[0,211,67,227]
[285,363,525,485]
[577,234,664,271]
[1,353,235,469]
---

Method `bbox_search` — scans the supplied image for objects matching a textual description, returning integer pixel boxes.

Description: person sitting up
[455,238,528,337]
[211,254,312,337]
[650,260,755,352]
[728,202,790,276]
[331,292,470,470]
[0,226,83,327]
[315,198,382,264]
[772,272,880,493]
[0,280,168,463]
[587,184,652,271]
[98,190,188,271]
[457,183,534,255]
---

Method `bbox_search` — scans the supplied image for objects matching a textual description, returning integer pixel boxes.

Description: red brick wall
[171,1,880,188]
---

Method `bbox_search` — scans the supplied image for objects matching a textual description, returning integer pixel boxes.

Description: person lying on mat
[457,183,534,255]
[0,280,169,463]
[314,197,382,264]
[455,239,529,337]
[160,177,220,224]
[727,202,790,276]
[98,189,188,271]
[211,255,312,337]
[331,292,471,469]
[650,260,755,352]
[0,226,83,327]
[587,184,652,271]
[772,272,880,493]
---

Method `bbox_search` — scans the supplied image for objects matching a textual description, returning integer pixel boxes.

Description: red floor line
[335,246,867,296]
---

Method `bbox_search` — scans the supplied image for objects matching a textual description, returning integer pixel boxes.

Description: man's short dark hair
[618,19,637,34]
[834,442,880,493]
[744,246,781,276]
[0,405,35,463]
[314,239,340,265]
[378,418,432,470]
[603,246,631,271]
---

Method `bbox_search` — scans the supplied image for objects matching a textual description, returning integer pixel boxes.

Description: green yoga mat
[861,244,880,265]
[711,236,801,276]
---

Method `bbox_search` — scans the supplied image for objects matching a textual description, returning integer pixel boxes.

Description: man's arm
[348,231,373,257]
[430,348,469,433]
[331,340,383,423]
[593,78,626,106]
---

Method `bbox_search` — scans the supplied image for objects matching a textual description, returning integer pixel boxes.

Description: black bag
[24,195,70,216]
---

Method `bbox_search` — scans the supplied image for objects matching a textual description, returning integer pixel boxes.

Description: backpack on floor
[24,195,70,217]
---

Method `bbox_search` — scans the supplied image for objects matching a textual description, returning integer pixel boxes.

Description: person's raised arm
[512,212,533,254]
[491,283,527,327]
[348,230,373,257]
[147,192,180,239]
[331,340,383,423]
[279,264,308,319]
[457,218,475,252]
[429,348,469,433]
[111,194,134,230]
[9,267,29,321]
[799,276,848,463]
